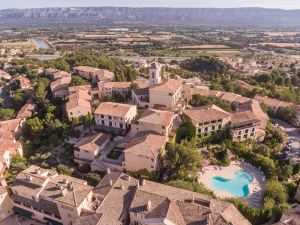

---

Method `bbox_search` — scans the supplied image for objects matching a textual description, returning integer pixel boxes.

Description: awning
[13,206,33,219]
[44,217,63,225]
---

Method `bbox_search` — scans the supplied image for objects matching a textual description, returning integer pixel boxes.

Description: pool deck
[198,161,265,208]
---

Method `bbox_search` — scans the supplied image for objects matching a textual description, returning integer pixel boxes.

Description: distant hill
[1,7,300,28]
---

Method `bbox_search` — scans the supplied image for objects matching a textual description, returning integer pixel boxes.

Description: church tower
[149,62,161,87]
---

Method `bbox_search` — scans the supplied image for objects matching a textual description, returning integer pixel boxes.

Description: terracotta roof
[74,133,111,152]
[131,180,251,225]
[16,103,35,119]
[220,92,241,103]
[0,118,23,154]
[124,132,166,158]
[230,111,260,127]
[233,80,256,91]
[74,212,103,225]
[66,98,91,111]
[137,109,174,126]
[94,172,138,225]
[236,99,269,130]
[53,71,71,80]
[50,76,71,91]
[99,82,131,89]
[183,105,231,125]
[132,79,149,89]
[94,102,136,118]
[45,174,93,207]
[149,79,182,94]
[254,94,293,109]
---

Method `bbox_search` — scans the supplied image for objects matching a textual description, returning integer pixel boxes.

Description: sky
[1,0,300,10]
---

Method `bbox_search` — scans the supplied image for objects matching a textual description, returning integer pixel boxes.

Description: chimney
[27,176,33,182]
[63,178,69,184]
[147,200,151,211]
[121,183,125,190]
[109,179,113,186]
[35,168,41,175]
[192,196,195,203]
[106,168,111,174]
[141,179,146,186]
[137,181,140,188]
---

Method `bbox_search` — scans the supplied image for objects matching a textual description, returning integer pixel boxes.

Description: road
[271,118,300,142]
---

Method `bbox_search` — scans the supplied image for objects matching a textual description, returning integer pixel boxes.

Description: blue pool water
[211,170,253,197]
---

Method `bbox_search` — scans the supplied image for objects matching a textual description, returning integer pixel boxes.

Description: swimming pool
[211,170,253,197]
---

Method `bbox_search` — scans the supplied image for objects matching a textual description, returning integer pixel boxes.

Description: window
[108,116,112,119]
[252,128,255,132]
[212,126,215,131]
[120,123,123,128]
[245,129,249,134]
[204,127,208,131]
[218,125,221,129]
[243,134,248,139]
[101,120,105,125]
[70,112,73,115]
[101,115,104,118]
[109,122,112,126]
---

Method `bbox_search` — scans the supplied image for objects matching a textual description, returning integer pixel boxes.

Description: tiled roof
[66,98,91,110]
[131,180,251,225]
[94,172,138,225]
[233,80,256,91]
[149,79,182,94]
[99,82,131,89]
[254,94,293,109]
[231,111,260,127]
[74,212,103,225]
[236,99,269,130]
[183,105,231,125]
[137,109,174,126]
[16,103,35,119]
[124,132,166,158]
[44,174,93,207]
[0,118,23,154]
[74,133,111,152]
[94,102,136,118]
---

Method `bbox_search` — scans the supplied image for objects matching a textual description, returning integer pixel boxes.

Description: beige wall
[74,139,110,163]
[149,85,182,109]
[57,191,92,225]
[123,153,159,172]
[195,118,230,137]
[0,191,13,222]
[231,125,259,141]
[67,106,92,120]
[95,106,137,130]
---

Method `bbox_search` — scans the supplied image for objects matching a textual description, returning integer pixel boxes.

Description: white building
[94,102,137,135]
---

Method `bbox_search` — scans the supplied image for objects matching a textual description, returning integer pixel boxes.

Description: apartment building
[50,76,72,98]
[10,166,93,225]
[98,81,131,98]
[73,66,114,83]
[131,108,175,137]
[0,119,24,175]
[94,102,137,135]
[123,132,166,172]
[89,172,251,225]
[149,79,183,109]
[66,85,92,120]
[231,111,261,141]
[183,105,231,137]
[254,94,293,114]
[74,132,111,165]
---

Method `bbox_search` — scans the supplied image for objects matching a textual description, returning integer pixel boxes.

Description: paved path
[271,118,300,141]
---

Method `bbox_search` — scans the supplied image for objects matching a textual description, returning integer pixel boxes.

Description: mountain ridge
[0,7,300,28]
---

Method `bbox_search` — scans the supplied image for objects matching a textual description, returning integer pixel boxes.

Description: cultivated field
[178,45,229,49]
